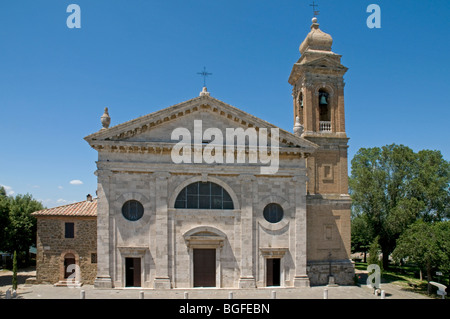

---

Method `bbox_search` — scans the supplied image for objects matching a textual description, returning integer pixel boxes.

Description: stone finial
[200,87,210,97]
[100,107,111,129]
[299,16,333,54]
[293,116,304,136]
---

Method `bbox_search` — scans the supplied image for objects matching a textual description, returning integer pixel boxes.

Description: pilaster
[94,169,114,288]
[238,174,256,288]
[153,171,172,289]
[293,175,310,287]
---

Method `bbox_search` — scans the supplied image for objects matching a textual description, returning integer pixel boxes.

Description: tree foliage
[351,214,371,261]
[349,144,450,268]
[0,187,10,248]
[392,220,450,294]
[0,188,44,263]
[367,236,383,271]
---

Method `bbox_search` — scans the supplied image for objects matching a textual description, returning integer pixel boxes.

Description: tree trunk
[363,252,367,264]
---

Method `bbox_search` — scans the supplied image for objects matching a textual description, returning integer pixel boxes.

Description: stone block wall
[35,217,97,285]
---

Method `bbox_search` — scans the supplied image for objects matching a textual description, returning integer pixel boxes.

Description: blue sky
[0,0,449,208]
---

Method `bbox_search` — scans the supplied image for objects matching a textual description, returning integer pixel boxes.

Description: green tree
[367,236,383,271]
[1,193,43,266]
[349,144,450,269]
[393,220,450,294]
[0,187,11,249]
[433,221,450,291]
[0,186,6,197]
[351,214,371,262]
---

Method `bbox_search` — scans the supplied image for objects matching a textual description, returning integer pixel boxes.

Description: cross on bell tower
[310,1,320,17]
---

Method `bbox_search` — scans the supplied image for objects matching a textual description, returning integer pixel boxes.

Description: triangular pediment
[84,95,318,152]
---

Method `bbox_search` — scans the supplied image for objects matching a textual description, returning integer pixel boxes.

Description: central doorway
[266,258,280,286]
[193,249,216,287]
[125,257,141,287]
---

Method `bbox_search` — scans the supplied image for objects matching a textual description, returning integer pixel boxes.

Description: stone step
[53,280,82,288]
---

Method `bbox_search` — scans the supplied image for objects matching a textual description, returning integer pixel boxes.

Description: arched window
[318,89,331,132]
[174,182,234,210]
[263,203,284,223]
[318,89,330,122]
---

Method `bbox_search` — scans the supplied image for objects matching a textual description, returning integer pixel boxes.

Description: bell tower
[289,16,349,196]
[289,17,354,284]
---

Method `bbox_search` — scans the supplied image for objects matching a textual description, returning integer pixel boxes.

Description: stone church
[33,17,353,288]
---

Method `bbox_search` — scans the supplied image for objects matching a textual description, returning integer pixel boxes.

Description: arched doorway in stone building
[55,251,81,287]
[184,226,226,288]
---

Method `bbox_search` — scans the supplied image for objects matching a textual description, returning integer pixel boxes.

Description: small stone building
[32,196,97,286]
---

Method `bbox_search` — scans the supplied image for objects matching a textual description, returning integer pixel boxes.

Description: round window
[122,200,144,221]
[263,203,284,224]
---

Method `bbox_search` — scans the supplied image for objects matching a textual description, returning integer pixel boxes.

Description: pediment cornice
[85,95,318,152]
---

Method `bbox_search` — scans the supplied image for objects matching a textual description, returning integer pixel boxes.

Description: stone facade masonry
[35,216,97,285]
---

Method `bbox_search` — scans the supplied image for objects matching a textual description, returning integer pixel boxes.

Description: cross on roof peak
[197,67,212,88]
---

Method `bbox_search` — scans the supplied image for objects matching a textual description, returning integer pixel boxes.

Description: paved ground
[0,267,432,299]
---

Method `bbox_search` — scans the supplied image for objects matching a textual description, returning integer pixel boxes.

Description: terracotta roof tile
[32,199,97,217]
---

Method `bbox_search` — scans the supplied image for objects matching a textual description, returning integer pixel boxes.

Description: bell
[300,100,304,108]
[320,95,328,105]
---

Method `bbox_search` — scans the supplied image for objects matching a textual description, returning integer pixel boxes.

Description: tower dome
[299,17,333,54]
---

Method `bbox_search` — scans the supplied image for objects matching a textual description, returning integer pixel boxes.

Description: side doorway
[125,257,141,287]
[266,258,280,287]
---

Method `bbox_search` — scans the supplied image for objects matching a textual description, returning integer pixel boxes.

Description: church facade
[34,17,354,289]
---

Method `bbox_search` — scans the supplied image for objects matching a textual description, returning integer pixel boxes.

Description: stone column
[293,174,310,287]
[303,83,315,134]
[337,81,346,133]
[153,172,171,289]
[94,169,114,288]
[238,174,256,288]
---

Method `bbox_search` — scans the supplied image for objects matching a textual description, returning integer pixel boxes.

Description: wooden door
[193,249,216,287]
[125,258,141,287]
[266,258,280,286]
[64,257,76,279]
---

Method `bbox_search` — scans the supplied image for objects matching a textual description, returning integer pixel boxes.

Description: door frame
[59,250,80,282]
[189,246,222,288]
[260,248,288,287]
[184,227,226,288]
[118,246,148,288]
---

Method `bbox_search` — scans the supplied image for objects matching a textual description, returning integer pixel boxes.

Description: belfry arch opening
[318,89,331,132]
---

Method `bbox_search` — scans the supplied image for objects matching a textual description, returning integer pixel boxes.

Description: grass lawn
[354,262,448,299]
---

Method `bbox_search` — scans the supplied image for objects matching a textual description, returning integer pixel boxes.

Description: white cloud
[58,185,64,190]
[0,184,15,196]
[69,180,83,185]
